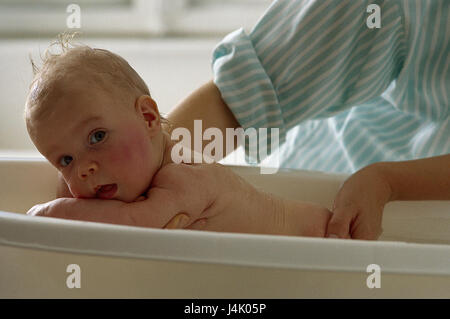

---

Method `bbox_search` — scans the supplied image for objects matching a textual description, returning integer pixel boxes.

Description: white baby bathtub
[0,157,449,298]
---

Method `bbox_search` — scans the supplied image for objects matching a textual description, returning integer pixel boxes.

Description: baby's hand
[27,201,53,217]
[326,163,392,240]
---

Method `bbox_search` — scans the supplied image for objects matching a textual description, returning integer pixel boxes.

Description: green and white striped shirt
[212,0,449,173]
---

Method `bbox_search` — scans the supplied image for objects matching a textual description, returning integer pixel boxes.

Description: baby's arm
[51,171,189,228]
[28,197,136,226]
[27,186,189,229]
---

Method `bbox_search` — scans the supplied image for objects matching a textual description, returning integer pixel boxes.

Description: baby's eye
[89,130,106,145]
[59,155,73,167]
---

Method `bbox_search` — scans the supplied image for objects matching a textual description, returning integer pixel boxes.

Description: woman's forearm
[166,80,240,159]
[376,154,450,201]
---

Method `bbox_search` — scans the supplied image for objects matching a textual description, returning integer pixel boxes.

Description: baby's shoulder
[151,162,223,191]
[151,163,201,190]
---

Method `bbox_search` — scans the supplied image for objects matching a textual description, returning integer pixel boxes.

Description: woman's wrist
[371,155,450,201]
[367,162,397,202]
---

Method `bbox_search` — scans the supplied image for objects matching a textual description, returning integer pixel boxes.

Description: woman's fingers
[184,218,208,230]
[135,196,147,202]
[164,213,208,230]
[326,205,355,239]
[164,213,190,229]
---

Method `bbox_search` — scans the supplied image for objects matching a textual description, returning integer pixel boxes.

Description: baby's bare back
[150,163,331,237]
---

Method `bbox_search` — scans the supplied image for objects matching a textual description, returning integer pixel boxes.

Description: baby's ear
[135,95,161,135]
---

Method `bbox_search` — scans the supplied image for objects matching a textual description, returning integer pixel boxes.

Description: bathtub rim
[1,210,450,277]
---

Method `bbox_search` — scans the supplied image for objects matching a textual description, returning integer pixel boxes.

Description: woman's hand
[135,194,191,229]
[326,163,392,240]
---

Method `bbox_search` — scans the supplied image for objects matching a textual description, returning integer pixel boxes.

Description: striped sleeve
[212,0,407,163]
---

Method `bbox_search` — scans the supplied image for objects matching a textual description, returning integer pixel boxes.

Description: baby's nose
[78,162,99,179]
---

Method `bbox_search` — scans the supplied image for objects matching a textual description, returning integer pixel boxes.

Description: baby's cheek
[107,128,151,171]
[108,141,135,166]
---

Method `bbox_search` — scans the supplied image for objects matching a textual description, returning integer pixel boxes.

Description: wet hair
[24,32,170,133]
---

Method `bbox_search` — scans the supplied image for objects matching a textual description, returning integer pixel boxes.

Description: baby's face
[30,84,162,202]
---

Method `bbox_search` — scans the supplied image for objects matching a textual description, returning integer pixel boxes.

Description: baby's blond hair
[24,32,161,132]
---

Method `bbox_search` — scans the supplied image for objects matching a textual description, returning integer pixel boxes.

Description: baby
[25,37,331,237]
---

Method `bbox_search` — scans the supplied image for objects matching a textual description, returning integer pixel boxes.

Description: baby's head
[24,35,167,202]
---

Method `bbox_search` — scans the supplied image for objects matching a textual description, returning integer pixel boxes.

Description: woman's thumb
[164,213,190,229]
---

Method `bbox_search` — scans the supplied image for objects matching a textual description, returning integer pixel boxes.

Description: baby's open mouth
[95,184,117,199]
